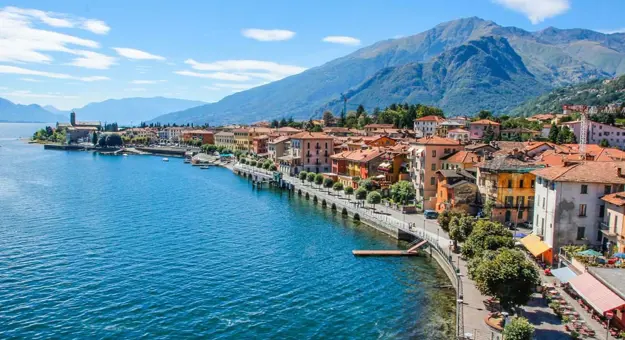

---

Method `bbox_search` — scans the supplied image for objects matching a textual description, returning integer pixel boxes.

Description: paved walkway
[234,165,568,339]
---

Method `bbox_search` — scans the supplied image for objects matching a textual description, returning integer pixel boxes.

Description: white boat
[122,153,128,157]
[200,165,210,169]
[162,158,169,162]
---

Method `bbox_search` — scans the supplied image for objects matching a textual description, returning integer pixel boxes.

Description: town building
[233,128,250,151]
[440,150,481,172]
[562,120,625,150]
[268,136,290,164]
[377,144,411,186]
[500,128,541,141]
[330,148,385,188]
[447,128,470,143]
[600,192,625,254]
[409,136,462,209]
[182,130,214,145]
[57,111,101,144]
[413,115,444,138]
[435,169,479,214]
[215,131,236,150]
[280,132,334,175]
[464,143,498,156]
[532,161,625,253]
[274,126,302,136]
[527,113,556,124]
[469,119,500,141]
[477,153,543,225]
[252,135,269,155]
[446,116,470,128]
[436,121,464,138]
[364,124,394,135]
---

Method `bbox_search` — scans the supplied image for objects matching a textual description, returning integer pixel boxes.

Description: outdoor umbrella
[577,249,603,257]
[613,252,625,259]
[514,232,527,238]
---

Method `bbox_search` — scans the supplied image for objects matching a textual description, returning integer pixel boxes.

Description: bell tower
[70,111,76,126]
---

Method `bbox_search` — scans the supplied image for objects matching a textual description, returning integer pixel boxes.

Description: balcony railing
[599,221,610,231]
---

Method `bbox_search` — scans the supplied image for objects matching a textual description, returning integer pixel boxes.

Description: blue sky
[0,0,624,110]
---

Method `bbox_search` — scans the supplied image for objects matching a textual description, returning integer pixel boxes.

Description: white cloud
[20,78,43,82]
[0,65,109,82]
[113,47,165,61]
[174,70,250,81]
[82,19,110,34]
[492,0,570,24]
[241,28,295,41]
[131,80,166,84]
[0,6,105,65]
[67,50,116,69]
[0,89,78,99]
[597,28,625,34]
[180,59,306,83]
[322,36,361,46]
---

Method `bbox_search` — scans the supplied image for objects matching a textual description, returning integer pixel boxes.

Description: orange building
[182,130,214,144]
[435,169,479,213]
[252,135,269,155]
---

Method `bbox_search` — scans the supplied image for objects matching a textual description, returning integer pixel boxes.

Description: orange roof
[415,136,461,146]
[269,135,290,144]
[275,127,301,132]
[415,115,445,122]
[331,148,383,163]
[531,161,625,184]
[470,119,500,126]
[290,132,334,140]
[602,192,625,206]
[530,113,555,120]
[364,124,394,128]
[441,150,481,164]
[449,128,469,133]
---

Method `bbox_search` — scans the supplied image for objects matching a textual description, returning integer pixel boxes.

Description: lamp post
[605,311,614,340]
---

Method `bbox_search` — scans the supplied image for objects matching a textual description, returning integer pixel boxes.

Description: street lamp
[605,311,614,340]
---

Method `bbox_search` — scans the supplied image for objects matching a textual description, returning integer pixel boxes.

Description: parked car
[424,210,439,219]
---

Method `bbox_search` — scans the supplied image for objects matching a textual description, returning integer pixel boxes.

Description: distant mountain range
[0,97,206,124]
[511,74,625,116]
[151,17,625,125]
[0,98,66,123]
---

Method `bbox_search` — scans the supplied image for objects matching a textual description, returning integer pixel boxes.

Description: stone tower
[70,111,76,126]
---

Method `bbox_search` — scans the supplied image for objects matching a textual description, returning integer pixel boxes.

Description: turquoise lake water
[0,123,455,339]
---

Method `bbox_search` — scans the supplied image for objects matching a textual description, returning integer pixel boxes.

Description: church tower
[70,111,76,126]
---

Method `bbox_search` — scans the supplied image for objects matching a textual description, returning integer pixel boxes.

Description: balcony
[315,145,321,150]
[599,221,610,231]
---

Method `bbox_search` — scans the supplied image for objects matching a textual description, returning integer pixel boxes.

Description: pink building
[469,119,500,140]
[285,132,334,174]
[562,120,625,150]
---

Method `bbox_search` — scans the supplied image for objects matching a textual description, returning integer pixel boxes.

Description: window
[430,177,435,185]
[432,150,436,157]
[517,209,523,219]
[531,180,535,188]
[538,177,542,184]
[307,142,310,148]
[542,197,545,208]
[576,227,585,240]
[507,180,512,188]
[600,205,605,218]
[581,185,588,194]
[505,196,514,207]
[579,204,587,217]
[519,180,524,188]
[431,163,436,171]
[517,196,525,208]
[528,197,534,208]
[605,185,612,194]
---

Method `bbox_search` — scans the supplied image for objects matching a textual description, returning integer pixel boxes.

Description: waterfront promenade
[234,164,568,340]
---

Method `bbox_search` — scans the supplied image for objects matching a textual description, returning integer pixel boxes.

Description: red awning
[568,272,625,314]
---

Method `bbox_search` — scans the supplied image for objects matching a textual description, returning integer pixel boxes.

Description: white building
[531,161,625,253]
[447,128,470,143]
[562,120,625,149]
[413,115,444,138]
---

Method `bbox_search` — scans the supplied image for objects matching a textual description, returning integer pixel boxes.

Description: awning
[551,267,577,283]
[568,272,625,314]
[520,234,551,257]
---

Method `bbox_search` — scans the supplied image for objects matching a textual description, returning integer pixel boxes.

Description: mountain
[43,105,67,115]
[72,97,206,125]
[511,74,625,116]
[323,37,550,115]
[151,17,625,125]
[0,98,66,123]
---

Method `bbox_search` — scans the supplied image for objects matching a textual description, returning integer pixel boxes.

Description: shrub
[502,317,534,340]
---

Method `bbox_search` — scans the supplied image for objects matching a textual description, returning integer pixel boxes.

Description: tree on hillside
[322,111,335,126]
[477,110,493,120]
[462,220,514,259]
[548,123,560,143]
[356,105,366,117]
[271,119,279,128]
[344,186,354,199]
[600,138,610,147]
[471,248,540,311]
[503,317,535,340]
[366,191,382,210]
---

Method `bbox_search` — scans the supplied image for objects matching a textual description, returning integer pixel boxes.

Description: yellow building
[215,131,236,150]
[476,154,544,225]
[233,128,250,151]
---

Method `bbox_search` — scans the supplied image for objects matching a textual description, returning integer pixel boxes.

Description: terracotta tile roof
[253,135,269,140]
[364,124,394,128]
[249,127,273,133]
[331,148,383,163]
[233,128,249,133]
[492,141,554,155]
[449,128,469,133]
[415,136,461,145]
[531,161,625,184]
[436,169,476,180]
[415,115,445,122]
[464,143,494,151]
[529,113,555,121]
[470,119,500,126]
[269,135,290,144]
[275,127,301,132]
[602,192,625,206]
[290,132,334,140]
[214,131,234,136]
[441,150,481,164]
[477,154,543,172]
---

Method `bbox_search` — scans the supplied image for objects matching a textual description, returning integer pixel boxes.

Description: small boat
[200,165,210,169]
[162,157,169,162]
[122,153,128,157]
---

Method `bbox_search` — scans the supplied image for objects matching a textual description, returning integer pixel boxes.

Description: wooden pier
[352,240,428,257]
